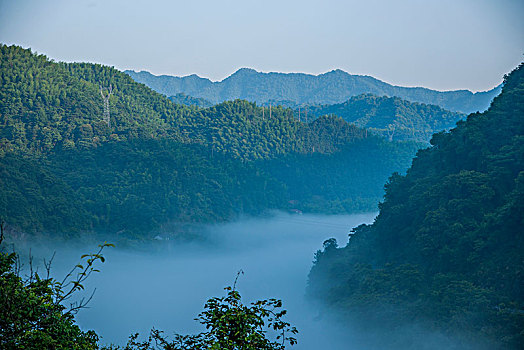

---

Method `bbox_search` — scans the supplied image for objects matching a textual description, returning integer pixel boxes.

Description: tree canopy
[307,64,524,349]
[0,44,419,236]
[302,94,466,142]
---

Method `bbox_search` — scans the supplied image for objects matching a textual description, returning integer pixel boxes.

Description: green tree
[118,273,298,350]
[0,226,112,350]
[307,63,524,349]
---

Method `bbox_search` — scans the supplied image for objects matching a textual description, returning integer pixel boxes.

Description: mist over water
[34,212,376,348]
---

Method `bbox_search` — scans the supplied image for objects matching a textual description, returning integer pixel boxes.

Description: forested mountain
[0,45,387,160]
[126,68,501,114]
[168,93,212,108]
[0,44,192,154]
[302,94,465,142]
[159,92,465,143]
[0,44,394,161]
[0,44,419,236]
[307,64,524,349]
[0,142,288,235]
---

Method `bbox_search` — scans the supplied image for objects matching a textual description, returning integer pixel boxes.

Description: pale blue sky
[0,0,522,91]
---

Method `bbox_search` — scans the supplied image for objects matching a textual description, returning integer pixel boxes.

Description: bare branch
[44,252,56,280]
[0,220,4,245]
[54,242,113,314]
[232,269,244,291]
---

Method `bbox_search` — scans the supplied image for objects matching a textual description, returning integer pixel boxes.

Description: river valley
[41,212,377,348]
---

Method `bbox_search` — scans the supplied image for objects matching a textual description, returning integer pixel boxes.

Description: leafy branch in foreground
[0,233,112,350]
[115,272,298,350]
[53,242,115,315]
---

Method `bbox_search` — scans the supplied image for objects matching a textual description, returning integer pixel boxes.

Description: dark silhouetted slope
[307,64,524,349]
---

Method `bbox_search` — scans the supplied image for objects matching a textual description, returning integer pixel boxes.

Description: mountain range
[0,44,419,235]
[125,68,501,114]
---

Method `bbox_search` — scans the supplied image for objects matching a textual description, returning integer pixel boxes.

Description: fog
[18,212,372,348]
[11,211,488,349]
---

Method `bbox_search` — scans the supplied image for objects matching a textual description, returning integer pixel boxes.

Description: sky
[0,0,522,92]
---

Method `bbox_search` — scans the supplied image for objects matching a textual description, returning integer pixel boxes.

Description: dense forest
[0,44,419,236]
[1,44,406,160]
[1,41,521,350]
[168,92,213,108]
[0,141,287,235]
[126,68,501,114]
[307,64,524,349]
[301,94,465,142]
[162,92,465,143]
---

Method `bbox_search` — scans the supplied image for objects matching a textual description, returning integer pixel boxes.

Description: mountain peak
[232,68,258,76]
[326,69,348,75]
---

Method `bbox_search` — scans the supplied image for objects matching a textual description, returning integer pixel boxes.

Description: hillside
[168,93,213,108]
[0,45,419,235]
[0,45,387,161]
[307,64,524,349]
[156,92,465,143]
[1,141,289,235]
[125,68,501,114]
[0,45,362,160]
[0,45,192,154]
[303,94,465,142]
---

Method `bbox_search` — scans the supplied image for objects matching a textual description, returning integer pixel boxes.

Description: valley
[0,38,521,349]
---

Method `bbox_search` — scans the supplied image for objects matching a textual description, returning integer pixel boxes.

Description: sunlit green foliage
[0,239,113,349]
[0,44,419,235]
[1,44,370,160]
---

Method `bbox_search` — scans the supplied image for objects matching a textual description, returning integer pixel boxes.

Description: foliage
[0,44,419,235]
[112,282,297,350]
[168,93,213,108]
[258,137,419,214]
[2,44,370,161]
[307,64,524,349]
[126,68,500,114]
[0,45,181,154]
[303,94,465,142]
[0,231,112,349]
[0,153,91,233]
[0,137,417,235]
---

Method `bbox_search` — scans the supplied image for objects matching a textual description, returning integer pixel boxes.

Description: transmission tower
[100,84,113,127]
[305,107,308,123]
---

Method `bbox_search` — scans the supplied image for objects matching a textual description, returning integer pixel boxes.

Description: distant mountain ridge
[125,68,502,114]
[304,94,465,142]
